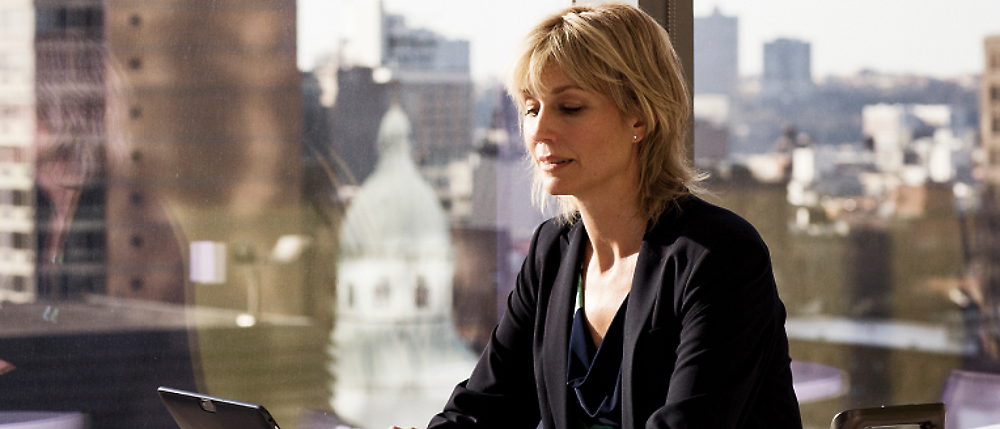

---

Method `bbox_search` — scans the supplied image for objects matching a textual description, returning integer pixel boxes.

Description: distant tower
[762,38,813,102]
[328,66,391,186]
[380,13,474,217]
[0,0,37,302]
[965,35,1000,359]
[331,104,476,428]
[983,35,1000,182]
[381,13,473,166]
[694,7,738,97]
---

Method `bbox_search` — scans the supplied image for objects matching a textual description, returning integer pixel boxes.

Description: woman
[404,3,802,428]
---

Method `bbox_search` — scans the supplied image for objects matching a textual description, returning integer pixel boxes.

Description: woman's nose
[526,108,554,145]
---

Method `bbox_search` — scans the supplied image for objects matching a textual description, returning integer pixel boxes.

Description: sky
[297,0,566,81]
[694,0,1000,78]
[298,0,1000,81]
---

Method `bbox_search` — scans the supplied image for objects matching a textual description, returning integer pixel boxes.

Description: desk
[791,360,845,403]
[0,411,85,429]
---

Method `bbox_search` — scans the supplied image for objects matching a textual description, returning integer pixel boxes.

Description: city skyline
[696,0,1000,78]
[299,0,1000,81]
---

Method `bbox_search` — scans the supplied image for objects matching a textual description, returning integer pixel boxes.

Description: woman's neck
[576,197,645,271]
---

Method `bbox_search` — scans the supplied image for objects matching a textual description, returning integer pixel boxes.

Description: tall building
[105,0,305,308]
[330,9,474,216]
[0,0,36,303]
[104,2,334,423]
[329,66,391,187]
[33,3,112,301]
[983,35,1000,182]
[381,13,474,192]
[762,38,813,102]
[693,7,738,97]
[950,35,1000,361]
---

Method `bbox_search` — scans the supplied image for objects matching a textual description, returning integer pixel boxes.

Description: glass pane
[0,1,564,428]
[693,1,1000,427]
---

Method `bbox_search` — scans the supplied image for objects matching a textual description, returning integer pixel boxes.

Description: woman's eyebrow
[550,84,583,94]
[522,84,584,98]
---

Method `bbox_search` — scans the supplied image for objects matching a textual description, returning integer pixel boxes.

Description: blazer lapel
[541,221,587,429]
[621,207,683,429]
[621,240,663,429]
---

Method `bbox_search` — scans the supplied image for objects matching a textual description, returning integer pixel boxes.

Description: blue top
[567,274,627,429]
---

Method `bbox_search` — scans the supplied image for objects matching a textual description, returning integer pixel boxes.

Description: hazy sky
[297,0,566,80]
[695,0,1000,78]
[298,0,1000,81]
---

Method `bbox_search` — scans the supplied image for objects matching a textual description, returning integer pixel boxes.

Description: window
[694,1,1000,424]
[415,276,428,308]
[375,278,391,303]
[4,1,998,429]
[12,190,28,206]
[12,232,28,250]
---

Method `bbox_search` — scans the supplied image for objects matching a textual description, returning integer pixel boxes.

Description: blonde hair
[505,2,702,224]
[35,33,126,188]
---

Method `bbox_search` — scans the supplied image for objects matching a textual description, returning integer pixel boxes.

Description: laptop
[157,386,281,429]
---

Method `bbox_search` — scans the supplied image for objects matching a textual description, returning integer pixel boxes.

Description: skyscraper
[104,1,332,424]
[0,0,36,303]
[762,38,813,102]
[983,35,1000,181]
[105,0,305,307]
[694,7,738,97]
[382,13,474,169]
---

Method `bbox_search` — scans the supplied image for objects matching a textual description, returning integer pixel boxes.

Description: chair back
[831,403,945,429]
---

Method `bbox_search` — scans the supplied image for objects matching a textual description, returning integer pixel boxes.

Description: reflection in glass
[332,104,475,429]
[2,1,331,428]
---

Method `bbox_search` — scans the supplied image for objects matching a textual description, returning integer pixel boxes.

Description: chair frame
[830,403,945,429]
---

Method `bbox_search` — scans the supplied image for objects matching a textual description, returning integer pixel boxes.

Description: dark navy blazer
[429,196,803,429]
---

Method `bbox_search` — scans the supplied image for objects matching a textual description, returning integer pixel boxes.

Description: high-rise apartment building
[105,0,305,308]
[374,13,474,218]
[0,0,112,302]
[329,66,390,186]
[983,35,1000,181]
[3,0,309,306]
[693,7,737,96]
[104,1,332,423]
[762,38,813,102]
[382,13,473,168]
[0,0,35,303]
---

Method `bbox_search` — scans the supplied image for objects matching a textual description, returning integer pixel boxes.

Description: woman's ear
[630,116,649,143]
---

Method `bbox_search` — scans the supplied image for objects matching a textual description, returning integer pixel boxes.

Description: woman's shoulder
[650,195,769,254]
[532,215,580,245]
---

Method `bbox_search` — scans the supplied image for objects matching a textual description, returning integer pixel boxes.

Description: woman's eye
[561,106,582,114]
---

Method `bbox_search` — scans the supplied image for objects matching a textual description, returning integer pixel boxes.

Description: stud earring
[633,135,637,140]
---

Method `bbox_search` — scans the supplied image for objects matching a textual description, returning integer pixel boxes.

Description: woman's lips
[538,155,573,171]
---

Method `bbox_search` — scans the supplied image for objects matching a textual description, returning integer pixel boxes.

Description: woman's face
[522,67,644,202]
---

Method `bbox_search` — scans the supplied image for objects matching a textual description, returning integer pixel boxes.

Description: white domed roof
[339,104,450,259]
